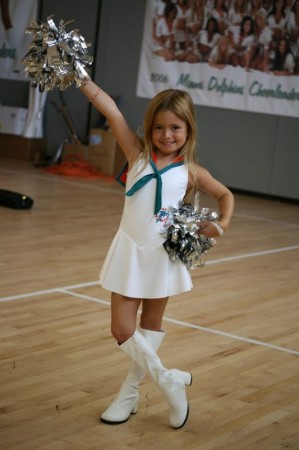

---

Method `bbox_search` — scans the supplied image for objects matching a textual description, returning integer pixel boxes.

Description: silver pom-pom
[21,16,93,91]
[161,202,218,270]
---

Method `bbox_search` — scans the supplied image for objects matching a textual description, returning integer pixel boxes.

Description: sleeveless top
[99,155,193,298]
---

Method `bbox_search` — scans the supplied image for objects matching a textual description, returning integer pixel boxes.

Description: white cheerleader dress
[99,154,193,298]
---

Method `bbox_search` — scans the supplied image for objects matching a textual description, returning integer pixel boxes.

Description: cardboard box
[0,133,46,161]
[0,106,28,136]
[62,130,126,177]
[88,128,126,176]
[62,143,90,162]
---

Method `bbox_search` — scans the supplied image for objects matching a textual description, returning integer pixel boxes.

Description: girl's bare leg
[140,297,169,331]
[111,292,141,343]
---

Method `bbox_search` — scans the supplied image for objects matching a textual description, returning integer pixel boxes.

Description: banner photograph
[136,0,299,118]
[0,0,38,81]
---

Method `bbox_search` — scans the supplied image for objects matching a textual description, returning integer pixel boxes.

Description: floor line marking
[234,213,299,228]
[206,245,299,265]
[0,168,121,195]
[59,289,299,357]
[1,168,299,226]
[1,245,298,303]
[0,282,98,303]
[162,317,299,356]
[58,289,110,306]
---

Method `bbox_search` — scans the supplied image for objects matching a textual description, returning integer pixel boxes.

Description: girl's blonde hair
[214,36,230,64]
[141,89,199,199]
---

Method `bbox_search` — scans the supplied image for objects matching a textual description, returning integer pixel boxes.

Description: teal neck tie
[125,158,183,215]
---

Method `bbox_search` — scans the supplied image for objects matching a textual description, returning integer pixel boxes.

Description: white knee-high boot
[100,328,165,424]
[120,330,192,429]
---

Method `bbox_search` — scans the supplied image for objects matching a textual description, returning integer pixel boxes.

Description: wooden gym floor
[0,157,298,450]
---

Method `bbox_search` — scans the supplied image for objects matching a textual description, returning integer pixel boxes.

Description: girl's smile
[152,110,188,160]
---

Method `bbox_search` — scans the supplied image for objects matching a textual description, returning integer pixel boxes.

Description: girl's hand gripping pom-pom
[161,202,219,270]
[21,16,93,92]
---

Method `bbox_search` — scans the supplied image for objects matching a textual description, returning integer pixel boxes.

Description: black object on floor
[0,189,34,209]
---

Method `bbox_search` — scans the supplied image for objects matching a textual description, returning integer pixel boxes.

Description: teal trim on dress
[125,158,184,215]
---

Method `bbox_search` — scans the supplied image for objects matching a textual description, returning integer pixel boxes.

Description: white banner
[136,0,299,118]
[0,0,38,81]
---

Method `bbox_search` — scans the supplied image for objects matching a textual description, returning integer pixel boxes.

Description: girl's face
[167,7,177,19]
[278,39,287,53]
[275,0,284,9]
[152,110,188,157]
[244,19,252,33]
[207,20,216,32]
[256,15,265,28]
[219,37,229,50]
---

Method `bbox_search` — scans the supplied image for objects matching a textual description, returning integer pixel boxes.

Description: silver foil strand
[162,201,218,270]
[21,16,93,91]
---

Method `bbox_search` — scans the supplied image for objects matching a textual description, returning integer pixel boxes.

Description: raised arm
[79,80,141,165]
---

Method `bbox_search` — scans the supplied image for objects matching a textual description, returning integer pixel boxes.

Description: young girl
[208,35,233,68]
[267,0,288,42]
[197,17,221,62]
[79,80,234,429]
[270,37,295,74]
[152,1,178,61]
[250,8,273,71]
[210,0,229,35]
[229,15,255,68]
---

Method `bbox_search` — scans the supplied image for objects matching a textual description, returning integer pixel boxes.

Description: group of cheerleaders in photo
[152,0,299,74]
